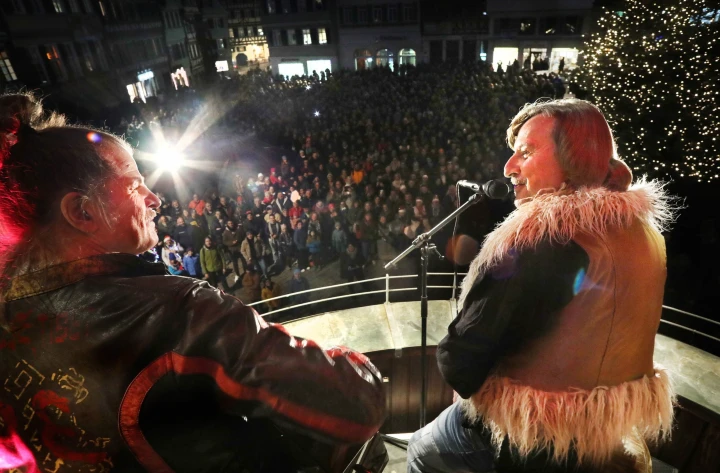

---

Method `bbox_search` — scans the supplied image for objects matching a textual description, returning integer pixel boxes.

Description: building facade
[163,0,197,89]
[260,0,338,78]
[0,0,118,113]
[101,0,170,104]
[336,0,421,71]
[225,0,269,68]
[486,0,593,72]
[421,1,489,64]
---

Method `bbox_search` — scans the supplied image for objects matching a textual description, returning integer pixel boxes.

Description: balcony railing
[247,272,720,354]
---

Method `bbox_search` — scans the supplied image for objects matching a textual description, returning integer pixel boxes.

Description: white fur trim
[460,368,675,466]
[457,179,676,310]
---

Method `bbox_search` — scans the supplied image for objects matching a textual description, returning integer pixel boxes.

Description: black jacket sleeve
[437,241,589,399]
[164,280,386,445]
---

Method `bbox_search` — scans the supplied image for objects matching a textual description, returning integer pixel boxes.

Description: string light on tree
[579,0,719,182]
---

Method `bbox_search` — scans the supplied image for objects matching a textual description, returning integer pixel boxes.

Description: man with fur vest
[407,99,675,473]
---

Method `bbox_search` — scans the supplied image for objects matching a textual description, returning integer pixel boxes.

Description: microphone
[457,180,511,199]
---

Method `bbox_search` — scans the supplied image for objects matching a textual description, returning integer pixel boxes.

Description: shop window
[398,48,416,66]
[355,49,372,70]
[376,49,393,70]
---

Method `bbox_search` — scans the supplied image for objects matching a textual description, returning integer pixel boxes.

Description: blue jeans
[407,402,495,473]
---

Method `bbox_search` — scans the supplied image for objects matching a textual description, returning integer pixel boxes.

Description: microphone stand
[385,192,482,427]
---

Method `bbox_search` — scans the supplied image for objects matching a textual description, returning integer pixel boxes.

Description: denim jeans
[407,402,495,473]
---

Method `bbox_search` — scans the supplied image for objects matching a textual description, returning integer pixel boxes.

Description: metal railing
[247,272,719,350]
[247,272,465,317]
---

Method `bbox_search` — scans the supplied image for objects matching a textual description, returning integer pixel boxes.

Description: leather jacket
[0,254,386,472]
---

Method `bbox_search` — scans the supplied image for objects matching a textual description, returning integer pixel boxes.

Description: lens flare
[86,132,102,143]
[573,268,586,295]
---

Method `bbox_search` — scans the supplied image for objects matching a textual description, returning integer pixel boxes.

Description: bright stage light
[153,145,185,171]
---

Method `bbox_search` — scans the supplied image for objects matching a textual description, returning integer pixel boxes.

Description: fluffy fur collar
[458,179,675,310]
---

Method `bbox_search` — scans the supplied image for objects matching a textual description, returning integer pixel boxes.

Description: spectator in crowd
[173,217,195,252]
[294,221,309,271]
[278,223,295,267]
[331,221,348,257]
[241,266,262,303]
[156,215,174,239]
[223,219,246,277]
[261,278,283,312]
[241,231,267,276]
[289,268,311,305]
[182,247,202,278]
[200,237,228,291]
[340,243,366,294]
[161,236,184,267]
[188,193,205,215]
[267,232,285,275]
[306,229,323,270]
[166,253,188,276]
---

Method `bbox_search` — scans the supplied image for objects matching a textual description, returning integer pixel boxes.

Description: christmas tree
[580,0,720,182]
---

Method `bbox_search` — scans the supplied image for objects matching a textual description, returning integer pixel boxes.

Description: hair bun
[605,158,633,192]
[0,93,65,159]
[0,93,44,131]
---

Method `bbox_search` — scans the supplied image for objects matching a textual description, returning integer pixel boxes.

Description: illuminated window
[303,29,311,45]
[52,0,65,13]
[288,29,297,45]
[318,28,327,44]
[46,44,68,81]
[229,27,234,38]
[376,49,393,70]
[98,0,106,16]
[0,52,17,81]
[258,26,263,36]
[398,48,416,66]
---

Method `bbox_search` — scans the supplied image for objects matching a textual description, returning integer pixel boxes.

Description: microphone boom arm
[384,192,481,270]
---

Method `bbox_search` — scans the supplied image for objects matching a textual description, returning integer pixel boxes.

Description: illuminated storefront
[170,67,189,89]
[126,69,158,103]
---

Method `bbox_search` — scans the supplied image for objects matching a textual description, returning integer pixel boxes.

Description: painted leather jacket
[0,254,386,472]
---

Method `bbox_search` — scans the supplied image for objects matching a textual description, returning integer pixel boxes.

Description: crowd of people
[115,61,569,312]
